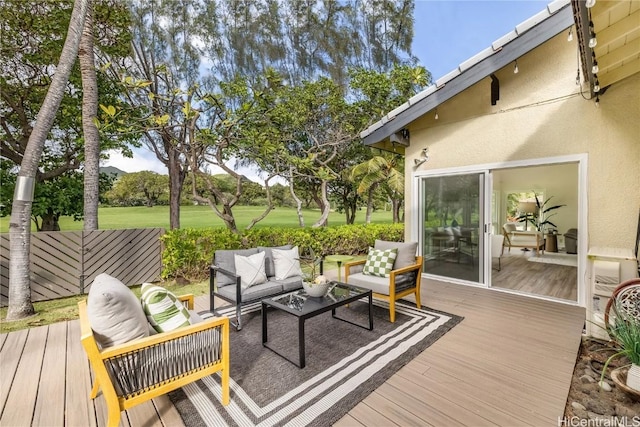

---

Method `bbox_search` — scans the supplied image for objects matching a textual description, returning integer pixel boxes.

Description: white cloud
[102,148,168,175]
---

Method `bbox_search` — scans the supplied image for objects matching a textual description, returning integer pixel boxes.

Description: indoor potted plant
[517,192,565,232]
[601,307,640,392]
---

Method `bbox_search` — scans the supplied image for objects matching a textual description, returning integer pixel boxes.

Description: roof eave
[362,3,574,147]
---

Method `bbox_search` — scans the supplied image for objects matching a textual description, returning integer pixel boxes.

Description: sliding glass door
[421,173,486,284]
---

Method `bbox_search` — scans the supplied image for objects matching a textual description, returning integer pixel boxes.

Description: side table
[324,254,354,282]
[545,233,558,252]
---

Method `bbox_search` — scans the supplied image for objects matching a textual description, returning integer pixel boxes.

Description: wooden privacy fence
[0,228,164,306]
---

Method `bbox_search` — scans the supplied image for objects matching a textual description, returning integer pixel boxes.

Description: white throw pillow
[87,273,149,348]
[272,246,303,280]
[234,251,267,291]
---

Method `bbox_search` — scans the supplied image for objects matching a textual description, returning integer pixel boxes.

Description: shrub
[160,223,404,280]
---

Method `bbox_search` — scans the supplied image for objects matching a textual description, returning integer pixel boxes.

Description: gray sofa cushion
[347,272,417,295]
[217,280,284,302]
[269,276,303,292]
[258,245,292,277]
[347,273,390,294]
[375,240,418,269]
[214,248,259,287]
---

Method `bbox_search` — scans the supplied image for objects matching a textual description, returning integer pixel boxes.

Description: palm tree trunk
[7,0,89,321]
[80,3,99,231]
[365,186,375,224]
[392,198,401,223]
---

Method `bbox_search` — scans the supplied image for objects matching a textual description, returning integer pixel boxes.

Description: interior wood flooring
[1,282,585,427]
[424,250,578,302]
[492,251,578,301]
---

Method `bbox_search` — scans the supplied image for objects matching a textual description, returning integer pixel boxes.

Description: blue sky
[412,1,547,79]
[105,1,549,176]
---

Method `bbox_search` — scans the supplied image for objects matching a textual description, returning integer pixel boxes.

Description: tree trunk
[167,148,185,230]
[365,186,375,224]
[7,0,89,321]
[40,212,61,231]
[312,180,330,227]
[79,3,99,231]
[245,176,275,230]
[221,204,238,233]
[289,167,305,227]
[344,195,357,225]
[392,198,401,223]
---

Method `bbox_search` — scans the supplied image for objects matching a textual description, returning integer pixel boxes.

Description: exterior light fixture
[434,109,439,120]
[594,79,600,92]
[592,59,599,74]
[586,0,596,8]
[567,28,573,42]
[588,21,597,48]
[414,147,430,168]
[513,61,519,74]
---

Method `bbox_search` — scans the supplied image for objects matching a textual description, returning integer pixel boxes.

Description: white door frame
[412,153,588,307]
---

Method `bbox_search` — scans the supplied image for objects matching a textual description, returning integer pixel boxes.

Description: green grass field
[0,204,394,232]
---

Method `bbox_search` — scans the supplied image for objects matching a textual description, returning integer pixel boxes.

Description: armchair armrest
[390,261,422,276]
[210,264,240,281]
[344,259,366,277]
[79,299,230,401]
[389,256,423,294]
[97,315,228,359]
[209,264,242,311]
[177,294,194,310]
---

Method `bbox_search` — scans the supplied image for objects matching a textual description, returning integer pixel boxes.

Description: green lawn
[0,204,382,332]
[0,204,394,232]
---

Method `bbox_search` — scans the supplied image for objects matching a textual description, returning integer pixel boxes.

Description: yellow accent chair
[79,281,229,427]
[344,240,423,323]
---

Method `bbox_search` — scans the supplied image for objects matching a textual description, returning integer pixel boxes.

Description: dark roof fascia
[362,4,574,146]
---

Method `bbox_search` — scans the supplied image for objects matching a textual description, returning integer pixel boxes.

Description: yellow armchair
[344,255,423,323]
[78,295,230,427]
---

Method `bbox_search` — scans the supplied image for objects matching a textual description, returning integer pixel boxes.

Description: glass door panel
[422,173,485,283]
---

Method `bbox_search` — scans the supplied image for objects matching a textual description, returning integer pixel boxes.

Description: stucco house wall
[405,31,640,250]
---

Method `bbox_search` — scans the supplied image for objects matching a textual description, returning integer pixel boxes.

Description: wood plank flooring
[1,281,585,427]
[493,252,578,301]
[336,281,585,427]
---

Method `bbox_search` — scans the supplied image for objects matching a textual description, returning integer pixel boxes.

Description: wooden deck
[0,280,585,427]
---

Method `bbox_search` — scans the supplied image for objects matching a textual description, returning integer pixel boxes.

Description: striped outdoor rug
[169,298,462,427]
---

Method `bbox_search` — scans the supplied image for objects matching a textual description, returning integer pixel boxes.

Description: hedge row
[160,223,404,280]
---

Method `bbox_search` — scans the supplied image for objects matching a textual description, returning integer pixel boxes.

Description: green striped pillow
[140,283,192,333]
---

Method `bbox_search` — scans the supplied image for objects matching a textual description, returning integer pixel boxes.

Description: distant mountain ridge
[100,166,127,177]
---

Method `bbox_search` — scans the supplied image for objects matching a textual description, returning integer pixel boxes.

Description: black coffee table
[261,282,373,368]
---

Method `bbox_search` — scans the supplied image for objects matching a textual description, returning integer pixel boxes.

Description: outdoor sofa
[210,245,307,330]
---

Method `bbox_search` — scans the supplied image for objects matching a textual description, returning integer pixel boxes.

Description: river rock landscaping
[564,338,640,425]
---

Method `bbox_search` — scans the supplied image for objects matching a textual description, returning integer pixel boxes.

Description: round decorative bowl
[303,281,330,297]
